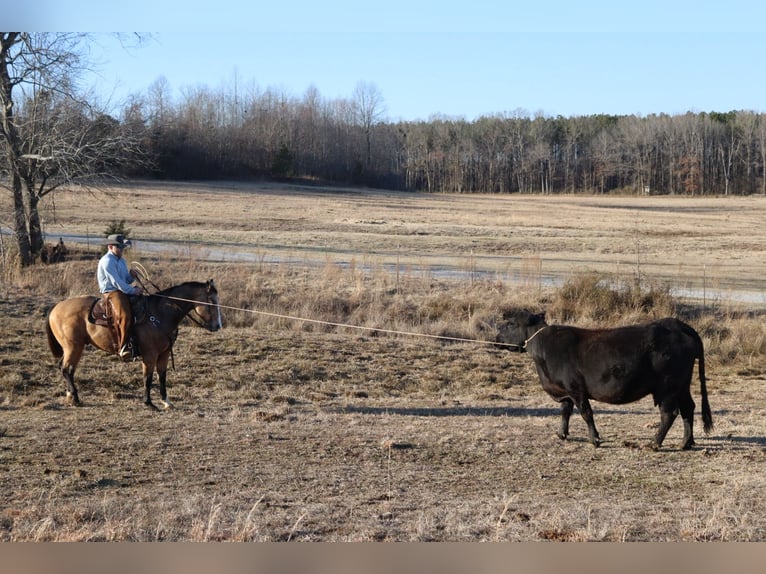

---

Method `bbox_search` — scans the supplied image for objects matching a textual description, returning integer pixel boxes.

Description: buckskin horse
[46,280,222,410]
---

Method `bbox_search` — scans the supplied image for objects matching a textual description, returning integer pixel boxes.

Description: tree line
[3,33,766,266]
[133,80,766,197]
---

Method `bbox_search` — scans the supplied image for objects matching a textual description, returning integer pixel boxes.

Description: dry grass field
[1,181,766,541]
[30,180,766,300]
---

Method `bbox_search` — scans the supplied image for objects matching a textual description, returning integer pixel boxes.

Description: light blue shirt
[97,251,139,295]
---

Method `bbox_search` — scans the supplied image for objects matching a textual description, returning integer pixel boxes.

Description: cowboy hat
[105,234,131,248]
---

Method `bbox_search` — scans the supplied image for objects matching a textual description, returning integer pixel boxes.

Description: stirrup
[118,343,132,359]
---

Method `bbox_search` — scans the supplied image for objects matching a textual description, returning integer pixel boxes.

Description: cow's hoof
[556,432,568,441]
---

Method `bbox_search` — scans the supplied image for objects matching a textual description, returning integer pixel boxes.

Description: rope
[523,326,546,348]
[130,261,162,292]
[154,293,521,349]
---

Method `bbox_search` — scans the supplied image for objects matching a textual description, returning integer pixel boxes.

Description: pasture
[1,181,766,541]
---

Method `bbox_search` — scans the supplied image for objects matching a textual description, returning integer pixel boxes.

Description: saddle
[89,298,111,327]
[88,294,148,327]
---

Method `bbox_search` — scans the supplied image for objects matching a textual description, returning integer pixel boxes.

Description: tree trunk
[1,34,32,266]
[10,171,32,265]
[26,186,44,257]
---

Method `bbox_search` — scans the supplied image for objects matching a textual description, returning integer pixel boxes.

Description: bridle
[131,264,221,332]
[186,296,219,331]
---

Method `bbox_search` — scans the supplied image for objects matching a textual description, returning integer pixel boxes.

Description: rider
[97,234,142,359]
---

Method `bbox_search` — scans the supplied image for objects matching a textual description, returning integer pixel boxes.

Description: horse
[46,280,222,410]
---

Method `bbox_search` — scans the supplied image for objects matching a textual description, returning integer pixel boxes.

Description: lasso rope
[130,262,520,349]
[155,293,522,349]
[130,261,161,292]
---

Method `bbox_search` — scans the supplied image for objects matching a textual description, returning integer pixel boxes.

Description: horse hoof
[160,400,174,410]
[65,393,82,407]
[144,401,159,411]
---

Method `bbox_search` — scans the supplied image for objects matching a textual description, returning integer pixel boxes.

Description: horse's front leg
[141,359,158,411]
[62,363,82,406]
[157,351,173,410]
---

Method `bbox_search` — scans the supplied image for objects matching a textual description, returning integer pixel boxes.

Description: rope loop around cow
[523,326,547,349]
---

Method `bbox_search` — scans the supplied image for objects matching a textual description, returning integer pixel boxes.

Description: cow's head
[495,309,547,352]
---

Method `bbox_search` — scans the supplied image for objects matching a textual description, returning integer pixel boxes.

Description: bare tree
[0,33,29,263]
[352,81,386,172]
[0,33,148,266]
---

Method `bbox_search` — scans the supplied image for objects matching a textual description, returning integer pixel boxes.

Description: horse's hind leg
[61,348,83,406]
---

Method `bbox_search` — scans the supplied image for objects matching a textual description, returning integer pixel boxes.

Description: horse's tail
[46,313,63,360]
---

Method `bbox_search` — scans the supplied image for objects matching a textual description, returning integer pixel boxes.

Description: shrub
[547,272,675,326]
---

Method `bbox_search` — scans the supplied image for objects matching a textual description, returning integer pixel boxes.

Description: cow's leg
[577,398,601,447]
[557,398,574,440]
[678,391,696,450]
[653,399,679,450]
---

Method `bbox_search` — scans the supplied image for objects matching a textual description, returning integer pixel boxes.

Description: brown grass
[1,181,766,541]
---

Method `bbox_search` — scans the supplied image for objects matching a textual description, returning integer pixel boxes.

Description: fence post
[0,225,5,282]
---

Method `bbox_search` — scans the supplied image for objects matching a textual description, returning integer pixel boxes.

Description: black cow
[495,310,713,450]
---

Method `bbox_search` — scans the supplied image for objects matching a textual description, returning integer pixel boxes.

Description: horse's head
[192,279,223,332]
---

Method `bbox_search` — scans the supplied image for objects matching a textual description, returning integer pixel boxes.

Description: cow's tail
[46,313,64,360]
[697,335,714,434]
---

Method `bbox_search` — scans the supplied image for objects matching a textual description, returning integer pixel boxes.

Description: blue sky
[13,2,766,121]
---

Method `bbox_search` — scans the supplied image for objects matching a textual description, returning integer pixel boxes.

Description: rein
[131,263,215,329]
